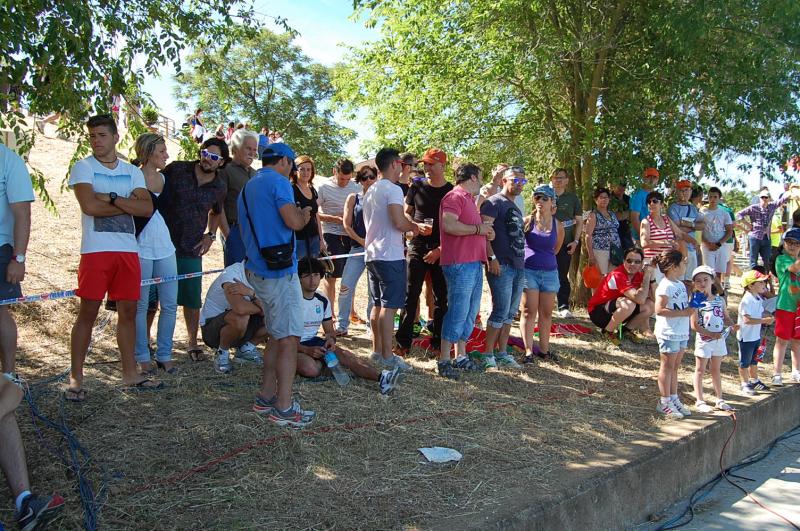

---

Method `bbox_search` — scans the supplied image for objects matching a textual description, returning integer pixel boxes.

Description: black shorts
[0,244,22,300]
[589,298,640,330]
[323,233,351,278]
[201,310,264,349]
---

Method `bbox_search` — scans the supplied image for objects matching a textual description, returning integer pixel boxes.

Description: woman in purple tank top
[521,185,564,363]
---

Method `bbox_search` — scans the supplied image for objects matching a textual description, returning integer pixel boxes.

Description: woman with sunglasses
[640,191,686,280]
[521,184,564,363]
[292,155,325,259]
[336,166,378,336]
[587,247,655,345]
[584,187,621,279]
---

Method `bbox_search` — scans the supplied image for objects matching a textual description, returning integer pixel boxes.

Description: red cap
[676,180,692,189]
[420,148,447,165]
[644,167,660,178]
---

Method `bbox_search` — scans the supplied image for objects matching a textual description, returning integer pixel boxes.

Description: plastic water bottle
[324,351,350,387]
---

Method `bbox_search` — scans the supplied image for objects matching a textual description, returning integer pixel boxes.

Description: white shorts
[694,337,727,358]
[679,251,698,281]
[701,245,730,274]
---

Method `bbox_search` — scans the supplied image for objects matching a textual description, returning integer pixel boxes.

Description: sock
[3,372,15,382]
[670,394,679,402]
[455,355,468,362]
[15,491,31,512]
[749,378,757,383]
[660,397,670,405]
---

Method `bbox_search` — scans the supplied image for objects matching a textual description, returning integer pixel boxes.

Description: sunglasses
[625,259,643,264]
[648,198,661,204]
[533,195,551,202]
[201,149,223,161]
[512,178,528,185]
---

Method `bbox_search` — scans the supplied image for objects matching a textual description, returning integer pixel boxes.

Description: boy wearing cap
[667,180,705,281]
[737,187,796,270]
[771,227,800,386]
[737,270,774,395]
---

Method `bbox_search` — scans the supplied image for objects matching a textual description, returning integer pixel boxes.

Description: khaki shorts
[245,270,303,340]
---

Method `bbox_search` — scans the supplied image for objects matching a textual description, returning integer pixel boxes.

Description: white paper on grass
[418,447,463,463]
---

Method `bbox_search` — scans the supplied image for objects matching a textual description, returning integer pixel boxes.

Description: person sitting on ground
[292,257,404,395]
[587,247,655,345]
[1,376,65,529]
[199,260,269,374]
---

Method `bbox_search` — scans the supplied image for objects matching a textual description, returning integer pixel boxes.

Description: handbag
[241,185,295,270]
[610,242,624,267]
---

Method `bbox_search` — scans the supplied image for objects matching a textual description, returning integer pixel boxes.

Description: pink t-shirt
[439,186,487,266]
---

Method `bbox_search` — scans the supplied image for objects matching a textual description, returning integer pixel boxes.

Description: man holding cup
[395,148,453,356]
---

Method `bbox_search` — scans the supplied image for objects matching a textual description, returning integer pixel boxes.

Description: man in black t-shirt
[395,148,453,355]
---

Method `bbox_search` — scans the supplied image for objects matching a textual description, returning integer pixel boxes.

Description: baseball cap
[261,142,297,162]
[644,167,660,178]
[676,180,692,189]
[691,265,716,279]
[420,148,447,165]
[741,270,768,289]
[784,228,800,242]
[533,184,556,199]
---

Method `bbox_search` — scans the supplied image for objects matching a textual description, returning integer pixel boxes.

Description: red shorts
[76,252,141,301]
[774,309,800,340]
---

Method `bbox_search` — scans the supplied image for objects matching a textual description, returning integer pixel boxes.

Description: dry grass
[0,135,766,529]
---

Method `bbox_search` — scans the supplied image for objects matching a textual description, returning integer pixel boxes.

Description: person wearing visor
[737,187,798,270]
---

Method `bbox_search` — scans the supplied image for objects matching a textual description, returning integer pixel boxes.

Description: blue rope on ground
[23,373,108,531]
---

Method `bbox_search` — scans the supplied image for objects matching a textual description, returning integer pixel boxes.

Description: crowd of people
[1,112,800,528]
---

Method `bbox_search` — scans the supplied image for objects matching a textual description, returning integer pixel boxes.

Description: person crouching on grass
[737,270,774,395]
[771,228,800,386]
[290,257,404,395]
[689,265,738,413]
[653,250,694,419]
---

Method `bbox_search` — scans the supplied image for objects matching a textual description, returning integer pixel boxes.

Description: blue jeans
[486,264,525,328]
[223,223,246,267]
[748,234,771,270]
[336,245,373,332]
[136,254,178,363]
[441,261,483,343]
[295,235,320,260]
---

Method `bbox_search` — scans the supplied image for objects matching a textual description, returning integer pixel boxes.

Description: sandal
[187,347,205,362]
[350,315,366,325]
[156,361,179,375]
[63,388,88,402]
[124,378,164,391]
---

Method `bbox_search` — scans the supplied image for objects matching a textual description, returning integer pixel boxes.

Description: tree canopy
[175,28,354,172]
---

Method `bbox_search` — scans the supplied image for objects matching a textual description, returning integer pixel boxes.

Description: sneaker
[715,399,733,411]
[752,380,770,391]
[741,383,756,396]
[468,351,491,368]
[16,493,65,531]
[522,354,537,365]
[437,360,459,380]
[370,352,395,369]
[2,371,25,389]
[253,396,314,421]
[601,329,621,346]
[483,354,498,370]
[773,374,784,387]
[379,367,405,395]
[214,349,233,374]
[496,352,522,369]
[234,342,263,364]
[267,401,316,429]
[792,371,800,383]
[453,356,482,372]
[695,400,714,413]
[541,350,561,363]
[624,328,648,344]
[558,308,574,319]
[391,354,412,372]
[672,398,692,416]
[656,401,684,419]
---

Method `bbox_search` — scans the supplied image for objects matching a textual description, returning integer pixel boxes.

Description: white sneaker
[496,352,522,369]
[214,349,232,374]
[695,401,714,413]
[791,371,800,383]
[672,398,692,416]
[656,401,684,419]
[391,354,412,372]
[715,399,733,411]
[370,352,395,369]
[558,308,574,319]
[773,374,784,387]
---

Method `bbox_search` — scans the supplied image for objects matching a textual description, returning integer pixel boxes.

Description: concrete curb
[439,384,800,530]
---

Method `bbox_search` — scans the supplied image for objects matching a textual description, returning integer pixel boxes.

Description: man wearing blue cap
[239,143,315,428]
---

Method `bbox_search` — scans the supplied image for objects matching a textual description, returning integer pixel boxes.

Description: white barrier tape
[318,251,366,261]
[0,268,225,307]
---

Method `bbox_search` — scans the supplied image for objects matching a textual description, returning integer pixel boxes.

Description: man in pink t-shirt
[437,163,495,379]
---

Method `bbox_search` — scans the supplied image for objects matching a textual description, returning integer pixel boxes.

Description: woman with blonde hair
[292,155,325,258]
[132,133,179,374]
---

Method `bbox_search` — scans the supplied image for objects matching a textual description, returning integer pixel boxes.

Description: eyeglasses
[512,178,528,185]
[201,149,223,162]
[648,198,661,204]
[625,259,643,264]
[533,195,551,202]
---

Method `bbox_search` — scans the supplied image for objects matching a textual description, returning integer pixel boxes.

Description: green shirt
[775,253,800,312]
[554,191,582,242]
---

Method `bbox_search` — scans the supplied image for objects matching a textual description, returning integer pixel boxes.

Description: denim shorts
[738,339,760,368]
[657,338,688,354]
[523,268,560,293]
[366,260,407,309]
[486,264,525,328]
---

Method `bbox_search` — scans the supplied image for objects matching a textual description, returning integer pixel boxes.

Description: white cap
[691,265,716,279]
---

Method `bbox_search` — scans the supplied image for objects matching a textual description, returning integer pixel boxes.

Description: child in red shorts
[771,228,800,386]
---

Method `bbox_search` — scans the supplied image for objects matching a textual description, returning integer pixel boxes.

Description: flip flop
[124,378,164,391]
[187,347,205,361]
[63,388,88,402]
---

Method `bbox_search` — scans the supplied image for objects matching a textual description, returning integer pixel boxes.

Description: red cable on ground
[719,412,800,530]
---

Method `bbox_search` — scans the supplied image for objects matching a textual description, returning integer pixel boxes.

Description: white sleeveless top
[137,173,176,261]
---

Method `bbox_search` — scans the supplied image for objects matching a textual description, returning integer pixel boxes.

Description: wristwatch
[205,232,216,241]
[13,254,25,264]
[109,192,118,205]
[488,255,496,262]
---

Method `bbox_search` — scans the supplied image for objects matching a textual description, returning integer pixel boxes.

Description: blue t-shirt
[629,188,648,240]
[238,167,296,278]
[667,202,703,252]
[0,145,35,248]
[258,134,269,149]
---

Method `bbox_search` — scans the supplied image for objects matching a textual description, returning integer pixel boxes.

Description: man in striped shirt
[737,188,797,269]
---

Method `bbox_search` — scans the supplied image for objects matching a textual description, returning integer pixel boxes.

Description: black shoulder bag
[241,185,295,270]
